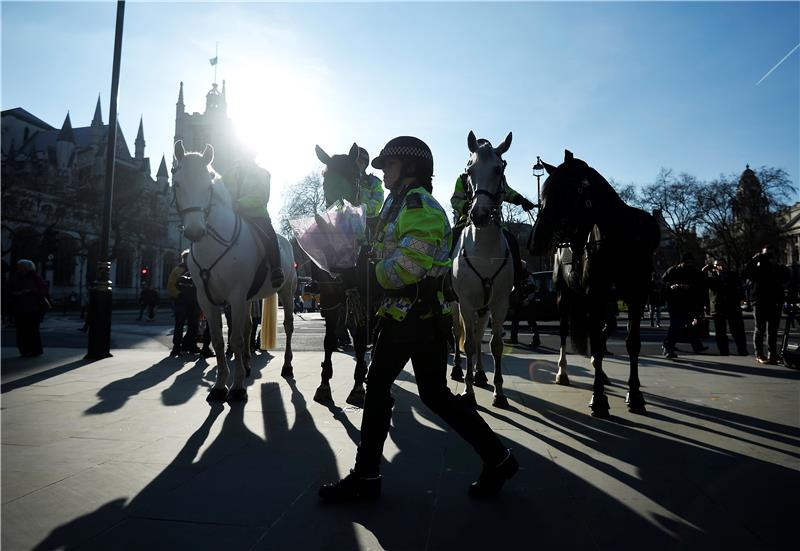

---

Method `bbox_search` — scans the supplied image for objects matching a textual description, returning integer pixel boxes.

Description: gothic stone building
[1,99,179,305]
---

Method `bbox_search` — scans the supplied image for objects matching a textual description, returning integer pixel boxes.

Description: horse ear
[495,132,513,156]
[349,143,359,162]
[201,144,214,166]
[174,140,186,162]
[315,145,331,165]
[467,131,478,153]
[564,150,574,162]
[543,161,557,175]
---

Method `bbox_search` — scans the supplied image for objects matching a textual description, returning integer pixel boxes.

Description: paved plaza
[1,311,798,550]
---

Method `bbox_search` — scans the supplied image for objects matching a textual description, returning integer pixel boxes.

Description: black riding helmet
[371,136,434,178]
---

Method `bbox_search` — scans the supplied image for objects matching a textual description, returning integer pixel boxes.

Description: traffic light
[140,266,151,285]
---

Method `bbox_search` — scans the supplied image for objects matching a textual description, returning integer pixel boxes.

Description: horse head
[173,140,216,242]
[315,143,363,208]
[530,149,601,255]
[465,130,511,228]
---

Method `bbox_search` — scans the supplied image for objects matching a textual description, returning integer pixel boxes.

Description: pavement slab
[2,314,799,550]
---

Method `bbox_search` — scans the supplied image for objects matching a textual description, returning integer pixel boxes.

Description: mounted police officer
[355,146,385,228]
[226,158,284,288]
[451,152,534,289]
[319,136,517,503]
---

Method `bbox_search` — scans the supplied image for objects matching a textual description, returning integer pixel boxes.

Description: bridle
[172,166,243,307]
[460,156,510,315]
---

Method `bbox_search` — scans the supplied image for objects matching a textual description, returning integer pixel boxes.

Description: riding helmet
[371,136,433,176]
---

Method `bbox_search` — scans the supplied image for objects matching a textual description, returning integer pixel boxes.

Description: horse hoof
[473,370,489,387]
[313,385,332,404]
[280,364,294,379]
[589,394,610,418]
[228,388,248,402]
[555,373,571,386]
[450,368,464,382]
[345,387,366,408]
[459,392,477,408]
[492,394,509,408]
[207,388,228,403]
[626,391,647,413]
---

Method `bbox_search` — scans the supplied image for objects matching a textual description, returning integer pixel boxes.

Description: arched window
[161,251,176,288]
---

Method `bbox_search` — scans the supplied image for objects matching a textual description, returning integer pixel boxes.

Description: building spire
[58,112,75,143]
[135,116,145,160]
[177,81,184,105]
[92,94,103,126]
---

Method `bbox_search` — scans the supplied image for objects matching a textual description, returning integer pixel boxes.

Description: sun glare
[227,63,331,215]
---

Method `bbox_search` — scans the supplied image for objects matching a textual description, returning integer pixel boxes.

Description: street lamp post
[86,0,125,359]
[532,157,545,270]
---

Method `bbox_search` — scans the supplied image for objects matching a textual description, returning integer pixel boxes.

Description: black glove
[521,198,535,211]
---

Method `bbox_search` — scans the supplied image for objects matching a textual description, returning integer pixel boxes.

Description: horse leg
[242,307,253,378]
[473,313,489,387]
[314,304,338,403]
[346,322,368,407]
[227,300,249,402]
[625,301,646,413]
[588,305,609,418]
[490,314,508,408]
[203,303,229,403]
[460,313,477,406]
[555,291,571,386]
[450,303,464,381]
[279,287,295,378]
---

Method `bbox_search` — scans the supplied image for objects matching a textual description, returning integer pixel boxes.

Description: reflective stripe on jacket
[373,185,451,321]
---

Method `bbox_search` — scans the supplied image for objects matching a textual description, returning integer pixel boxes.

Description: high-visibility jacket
[450,173,526,226]
[373,185,451,322]
[227,161,271,219]
[359,173,385,218]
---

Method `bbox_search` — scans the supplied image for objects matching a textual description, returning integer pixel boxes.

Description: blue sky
[2,1,799,220]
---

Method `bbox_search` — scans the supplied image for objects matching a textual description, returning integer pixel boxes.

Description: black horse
[530,150,660,418]
[311,143,375,407]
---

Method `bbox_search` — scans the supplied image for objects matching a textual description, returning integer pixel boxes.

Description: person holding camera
[742,245,790,364]
[702,259,748,356]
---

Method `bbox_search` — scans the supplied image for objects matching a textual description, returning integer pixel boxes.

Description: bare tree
[279,171,325,237]
[639,168,703,254]
[608,178,640,207]
[501,203,528,226]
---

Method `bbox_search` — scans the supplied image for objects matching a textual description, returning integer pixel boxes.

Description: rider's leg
[502,228,522,290]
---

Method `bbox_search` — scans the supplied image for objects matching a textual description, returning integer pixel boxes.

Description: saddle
[244,217,277,300]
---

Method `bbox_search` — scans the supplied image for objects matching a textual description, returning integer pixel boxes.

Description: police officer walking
[318,136,517,503]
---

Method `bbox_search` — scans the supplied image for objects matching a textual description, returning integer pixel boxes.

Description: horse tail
[260,293,279,349]
[568,291,590,356]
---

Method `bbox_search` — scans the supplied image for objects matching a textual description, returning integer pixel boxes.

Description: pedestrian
[137,282,158,321]
[702,259,748,356]
[8,259,49,357]
[648,272,664,328]
[508,267,541,347]
[318,136,517,503]
[661,252,707,359]
[166,250,200,356]
[742,245,790,364]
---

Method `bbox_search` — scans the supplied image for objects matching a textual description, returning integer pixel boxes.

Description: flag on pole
[209,56,218,66]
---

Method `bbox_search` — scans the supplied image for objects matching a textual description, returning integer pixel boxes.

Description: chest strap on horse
[191,214,243,307]
[461,245,510,317]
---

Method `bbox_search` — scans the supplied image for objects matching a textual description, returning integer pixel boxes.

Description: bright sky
[2,1,799,221]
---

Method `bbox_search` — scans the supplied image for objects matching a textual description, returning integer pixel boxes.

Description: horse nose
[184,226,206,242]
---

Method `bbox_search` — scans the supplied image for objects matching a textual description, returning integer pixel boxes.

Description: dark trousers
[138,302,156,320]
[664,310,703,353]
[173,300,199,349]
[712,312,747,355]
[354,322,506,477]
[15,312,43,356]
[753,301,782,358]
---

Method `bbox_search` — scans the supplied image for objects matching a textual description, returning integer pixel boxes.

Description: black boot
[468,450,518,499]
[318,470,381,503]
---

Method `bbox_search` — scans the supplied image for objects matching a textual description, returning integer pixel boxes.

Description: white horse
[452,131,514,408]
[172,141,297,402]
